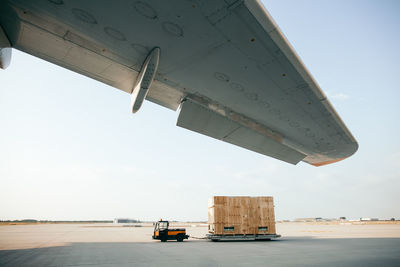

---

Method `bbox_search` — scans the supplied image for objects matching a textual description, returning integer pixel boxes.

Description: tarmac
[1,222,400,266]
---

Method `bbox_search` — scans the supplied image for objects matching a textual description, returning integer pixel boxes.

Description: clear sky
[0,0,399,221]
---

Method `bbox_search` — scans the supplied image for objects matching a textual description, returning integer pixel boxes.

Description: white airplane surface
[0,0,358,166]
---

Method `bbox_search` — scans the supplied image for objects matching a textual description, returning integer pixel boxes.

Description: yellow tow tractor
[152,220,189,242]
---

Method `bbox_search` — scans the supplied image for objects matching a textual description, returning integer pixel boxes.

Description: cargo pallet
[206,233,281,241]
[208,196,279,240]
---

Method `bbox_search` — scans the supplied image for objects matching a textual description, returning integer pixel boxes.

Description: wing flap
[177,99,306,164]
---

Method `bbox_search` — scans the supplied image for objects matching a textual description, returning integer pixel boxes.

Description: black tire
[161,238,167,242]
[177,235,184,242]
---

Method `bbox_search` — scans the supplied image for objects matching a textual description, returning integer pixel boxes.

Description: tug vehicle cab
[152,220,189,242]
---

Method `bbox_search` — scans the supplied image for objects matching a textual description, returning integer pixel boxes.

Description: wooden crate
[208,196,276,235]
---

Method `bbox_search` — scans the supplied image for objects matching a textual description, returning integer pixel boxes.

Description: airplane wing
[0,0,358,166]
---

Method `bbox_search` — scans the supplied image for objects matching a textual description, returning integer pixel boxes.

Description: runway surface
[1,223,400,266]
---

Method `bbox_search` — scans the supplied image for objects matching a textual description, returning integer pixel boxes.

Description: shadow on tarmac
[1,237,400,266]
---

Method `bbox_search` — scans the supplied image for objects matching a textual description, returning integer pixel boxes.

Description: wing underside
[0,0,358,166]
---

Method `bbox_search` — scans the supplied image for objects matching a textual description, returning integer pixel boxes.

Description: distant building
[294,217,336,222]
[359,218,379,222]
[360,218,371,221]
[294,218,316,222]
[113,218,140,224]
